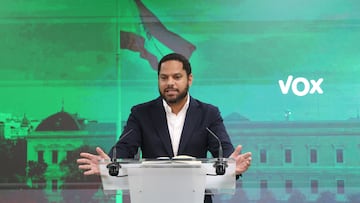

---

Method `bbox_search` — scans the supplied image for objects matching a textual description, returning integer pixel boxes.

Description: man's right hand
[77,147,110,175]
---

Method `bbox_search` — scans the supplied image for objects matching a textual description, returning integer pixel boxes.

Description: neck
[168,95,188,115]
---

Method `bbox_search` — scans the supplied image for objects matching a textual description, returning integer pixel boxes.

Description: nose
[167,77,175,86]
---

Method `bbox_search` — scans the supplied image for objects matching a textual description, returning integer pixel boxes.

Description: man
[77,53,252,203]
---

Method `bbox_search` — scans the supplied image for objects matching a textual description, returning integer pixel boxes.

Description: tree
[0,137,47,202]
[316,191,336,203]
[287,190,306,203]
[228,188,250,203]
[60,145,107,203]
[257,189,277,203]
[0,138,27,189]
[0,138,24,182]
[347,193,360,203]
[27,160,48,189]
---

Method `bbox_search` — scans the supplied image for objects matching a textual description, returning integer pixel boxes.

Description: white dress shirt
[162,95,190,156]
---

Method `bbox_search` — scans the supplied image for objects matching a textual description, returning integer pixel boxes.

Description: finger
[83,170,95,176]
[96,147,110,160]
[230,145,242,158]
[78,165,92,170]
[80,152,98,160]
[77,158,92,164]
[242,152,252,159]
[83,167,100,176]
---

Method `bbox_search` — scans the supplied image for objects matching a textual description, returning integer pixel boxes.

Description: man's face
[158,60,193,104]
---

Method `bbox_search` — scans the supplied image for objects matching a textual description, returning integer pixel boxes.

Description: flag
[120,31,158,70]
[120,0,196,70]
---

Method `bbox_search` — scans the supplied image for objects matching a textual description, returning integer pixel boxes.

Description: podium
[99,158,236,203]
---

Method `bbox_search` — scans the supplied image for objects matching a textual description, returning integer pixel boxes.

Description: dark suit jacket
[110,96,235,203]
[111,96,234,159]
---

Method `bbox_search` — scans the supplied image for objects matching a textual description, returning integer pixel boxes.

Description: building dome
[224,112,249,122]
[35,111,81,131]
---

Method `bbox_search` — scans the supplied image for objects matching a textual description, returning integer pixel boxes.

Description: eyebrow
[159,72,183,77]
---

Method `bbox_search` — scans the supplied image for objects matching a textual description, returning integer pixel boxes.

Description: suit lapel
[150,97,174,157]
[177,97,200,155]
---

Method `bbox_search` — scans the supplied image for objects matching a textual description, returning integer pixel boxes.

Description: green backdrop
[1,0,359,202]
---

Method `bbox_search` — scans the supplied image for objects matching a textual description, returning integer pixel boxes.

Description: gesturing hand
[77,147,110,176]
[229,145,252,175]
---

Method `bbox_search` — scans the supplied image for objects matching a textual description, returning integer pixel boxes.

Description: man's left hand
[229,145,252,175]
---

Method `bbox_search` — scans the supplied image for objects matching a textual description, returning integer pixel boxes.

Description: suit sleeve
[206,106,235,158]
[109,106,143,159]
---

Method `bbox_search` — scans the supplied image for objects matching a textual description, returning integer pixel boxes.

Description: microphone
[206,127,227,175]
[107,128,134,176]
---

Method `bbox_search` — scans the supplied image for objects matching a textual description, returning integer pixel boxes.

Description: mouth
[165,88,177,92]
[165,89,178,95]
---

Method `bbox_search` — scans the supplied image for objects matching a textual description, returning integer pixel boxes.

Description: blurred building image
[26,108,116,202]
[225,117,360,202]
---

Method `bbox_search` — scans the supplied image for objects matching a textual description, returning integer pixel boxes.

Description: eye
[159,75,168,81]
[174,74,182,80]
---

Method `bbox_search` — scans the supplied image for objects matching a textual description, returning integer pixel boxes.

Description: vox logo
[278,75,324,96]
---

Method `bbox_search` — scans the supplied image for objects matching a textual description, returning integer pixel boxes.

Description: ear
[188,74,193,86]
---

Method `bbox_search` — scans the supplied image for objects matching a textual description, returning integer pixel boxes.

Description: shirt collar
[162,94,190,114]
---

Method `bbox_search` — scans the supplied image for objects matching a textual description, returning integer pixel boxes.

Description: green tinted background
[1,0,359,202]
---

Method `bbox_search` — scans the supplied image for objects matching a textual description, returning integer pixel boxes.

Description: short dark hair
[157,53,192,76]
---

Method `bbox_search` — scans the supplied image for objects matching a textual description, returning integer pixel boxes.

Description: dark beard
[160,85,189,104]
